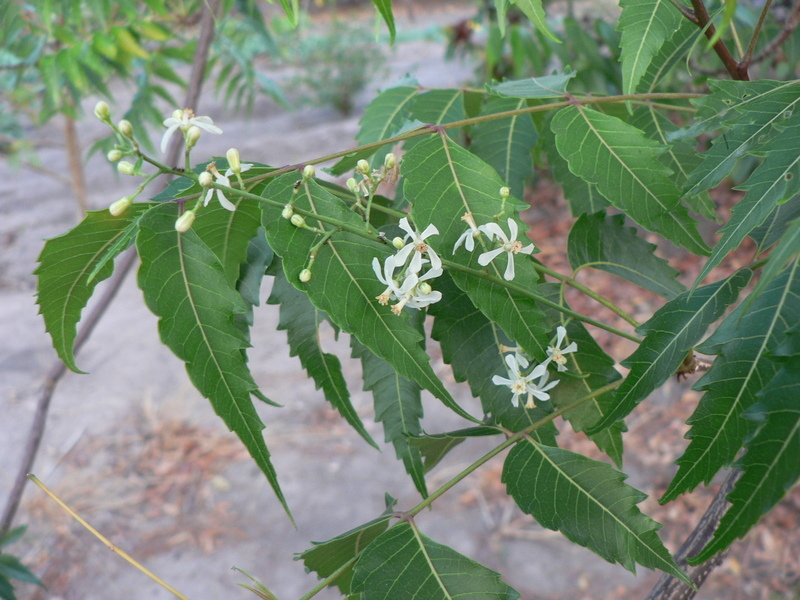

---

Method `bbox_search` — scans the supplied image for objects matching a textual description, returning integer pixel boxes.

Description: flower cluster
[451,194,536,281]
[492,326,578,408]
[372,217,443,315]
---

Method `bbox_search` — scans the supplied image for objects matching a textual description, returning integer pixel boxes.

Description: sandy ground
[1,4,770,599]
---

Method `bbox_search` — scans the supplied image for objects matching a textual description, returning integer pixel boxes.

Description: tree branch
[683,0,750,80]
[0,0,222,536]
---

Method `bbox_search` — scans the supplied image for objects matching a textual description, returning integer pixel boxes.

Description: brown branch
[0,0,222,536]
[63,115,88,214]
[644,470,742,600]
[686,0,750,80]
[752,0,800,65]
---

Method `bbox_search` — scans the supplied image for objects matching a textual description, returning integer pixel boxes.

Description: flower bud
[346,177,358,193]
[117,161,135,176]
[392,237,405,249]
[109,196,132,216]
[118,119,134,138]
[299,269,312,283]
[199,171,213,188]
[499,187,510,199]
[384,153,397,169]
[175,211,196,233]
[290,214,306,228]
[357,159,371,175]
[107,149,123,162]
[185,126,202,149]
[226,148,241,173]
[281,205,294,219]
[172,109,184,120]
[418,282,432,295]
[94,101,110,121]
[303,164,316,179]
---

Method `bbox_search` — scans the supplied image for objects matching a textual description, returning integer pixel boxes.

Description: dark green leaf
[297,494,397,596]
[261,174,476,423]
[689,361,800,564]
[637,19,698,93]
[568,211,686,300]
[0,555,42,587]
[404,88,464,149]
[351,337,427,496]
[268,269,377,449]
[510,0,559,43]
[750,195,800,252]
[408,426,503,473]
[551,106,709,254]
[351,523,520,600]
[503,440,690,583]
[588,269,751,435]
[35,205,151,373]
[471,96,537,200]
[371,0,395,44]
[743,215,800,312]
[662,258,800,503]
[137,203,289,519]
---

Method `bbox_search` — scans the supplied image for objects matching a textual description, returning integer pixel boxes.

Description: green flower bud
[199,171,213,188]
[117,161,135,176]
[299,269,312,283]
[384,153,397,169]
[227,148,241,173]
[499,186,510,199]
[94,101,110,121]
[290,214,306,228]
[185,126,202,149]
[392,237,405,249]
[303,164,316,179]
[346,177,358,192]
[118,119,134,138]
[357,159,371,175]
[418,282,432,295]
[281,205,294,219]
[107,149,123,162]
[175,211,196,233]
[109,196,132,216]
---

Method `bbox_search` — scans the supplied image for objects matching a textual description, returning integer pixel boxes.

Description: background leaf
[137,203,289,518]
[351,523,520,600]
[488,72,575,99]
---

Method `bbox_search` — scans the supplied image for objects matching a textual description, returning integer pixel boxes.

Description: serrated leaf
[351,522,520,600]
[637,19,698,92]
[693,114,800,286]
[568,210,686,300]
[0,554,42,587]
[510,0,559,43]
[618,0,685,96]
[662,258,800,503]
[136,203,290,519]
[489,72,576,99]
[750,195,800,252]
[471,96,538,200]
[689,362,800,564]
[588,269,751,435]
[408,426,502,473]
[267,269,377,449]
[350,337,426,495]
[297,494,397,596]
[685,80,800,197]
[503,440,690,583]
[403,88,464,150]
[371,0,395,44]
[404,135,551,362]
[35,205,151,373]
[551,105,710,255]
[261,174,476,423]
[329,84,420,175]
[743,215,800,312]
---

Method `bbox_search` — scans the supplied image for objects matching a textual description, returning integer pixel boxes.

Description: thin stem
[296,557,357,600]
[531,262,641,328]
[752,0,800,65]
[740,0,773,72]
[64,114,89,214]
[28,475,192,600]
[685,0,749,80]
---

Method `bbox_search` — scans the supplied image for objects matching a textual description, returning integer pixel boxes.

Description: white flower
[477,218,535,281]
[373,255,403,305]
[203,163,237,211]
[160,108,222,153]
[546,326,578,372]
[452,212,483,253]
[391,268,443,315]
[523,369,559,408]
[492,354,548,408]
[394,217,442,273]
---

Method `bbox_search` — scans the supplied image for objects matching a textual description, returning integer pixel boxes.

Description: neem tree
[24,0,800,598]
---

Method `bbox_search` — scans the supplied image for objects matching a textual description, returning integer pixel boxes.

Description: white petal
[492,375,513,387]
[419,223,439,239]
[465,233,475,252]
[427,246,442,270]
[190,116,223,134]
[519,244,535,255]
[453,230,470,253]
[160,124,179,153]
[203,189,214,207]
[372,257,385,283]
[398,217,414,239]
[503,255,516,280]
[393,243,414,267]
[216,190,236,211]
[419,268,442,282]
[480,223,505,242]
[563,341,578,355]
[408,250,423,274]
[507,218,518,241]
[478,247,504,266]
